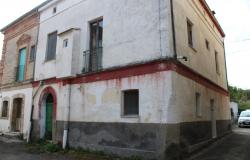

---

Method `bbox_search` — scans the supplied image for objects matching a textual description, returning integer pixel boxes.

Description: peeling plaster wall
[35,0,173,81]
[33,71,173,124]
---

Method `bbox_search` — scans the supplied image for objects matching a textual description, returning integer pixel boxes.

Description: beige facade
[173,0,227,89]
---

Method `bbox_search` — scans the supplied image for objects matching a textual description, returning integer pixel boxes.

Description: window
[1,101,8,118]
[90,18,103,49]
[53,7,57,14]
[30,45,36,62]
[123,90,139,116]
[46,31,57,61]
[195,92,202,117]
[205,39,210,50]
[215,51,220,74]
[187,19,194,47]
[17,48,27,82]
[84,18,103,72]
[63,39,68,48]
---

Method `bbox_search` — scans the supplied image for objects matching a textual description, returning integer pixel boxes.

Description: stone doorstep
[0,131,23,143]
[0,131,22,139]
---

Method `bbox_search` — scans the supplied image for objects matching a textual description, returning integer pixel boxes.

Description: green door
[45,102,53,140]
[18,48,26,81]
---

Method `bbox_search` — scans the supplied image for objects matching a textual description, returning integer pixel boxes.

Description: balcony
[82,47,103,73]
[16,65,25,82]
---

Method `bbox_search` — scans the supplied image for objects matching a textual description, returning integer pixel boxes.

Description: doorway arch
[39,87,57,140]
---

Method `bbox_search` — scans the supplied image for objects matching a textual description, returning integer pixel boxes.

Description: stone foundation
[31,120,231,160]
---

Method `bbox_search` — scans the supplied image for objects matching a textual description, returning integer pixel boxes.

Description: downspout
[223,41,229,91]
[170,0,177,59]
[27,11,41,143]
[63,84,71,149]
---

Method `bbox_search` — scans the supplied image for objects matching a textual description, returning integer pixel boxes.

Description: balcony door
[17,48,26,81]
[88,19,103,72]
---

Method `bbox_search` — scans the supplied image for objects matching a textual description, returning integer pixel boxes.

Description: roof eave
[199,0,226,38]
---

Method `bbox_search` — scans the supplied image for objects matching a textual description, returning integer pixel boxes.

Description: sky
[0,0,250,89]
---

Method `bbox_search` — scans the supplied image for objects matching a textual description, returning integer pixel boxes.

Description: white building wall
[230,102,239,121]
[0,87,33,138]
[35,0,173,81]
[33,71,173,124]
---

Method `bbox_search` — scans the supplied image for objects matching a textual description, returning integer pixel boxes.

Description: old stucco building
[0,0,230,159]
[0,9,39,139]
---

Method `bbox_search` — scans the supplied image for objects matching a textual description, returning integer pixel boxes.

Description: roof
[0,0,52,32]
[199,0,225,38]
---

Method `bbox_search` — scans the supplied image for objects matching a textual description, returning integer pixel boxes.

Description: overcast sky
[0,0,249,89]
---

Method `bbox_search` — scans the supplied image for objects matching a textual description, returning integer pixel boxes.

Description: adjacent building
[0,0,231,159]
[0,8,39,139]
[230,102,239,123]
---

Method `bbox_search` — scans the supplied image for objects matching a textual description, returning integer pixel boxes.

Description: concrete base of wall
[31,120,231,160]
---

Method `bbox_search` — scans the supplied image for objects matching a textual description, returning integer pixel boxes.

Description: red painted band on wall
[32,60,229,96]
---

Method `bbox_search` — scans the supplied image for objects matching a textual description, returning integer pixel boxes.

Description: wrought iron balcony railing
[16,65,25,82]
[82,47,103,73]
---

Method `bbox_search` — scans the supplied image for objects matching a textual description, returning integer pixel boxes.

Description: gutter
[223,41,229,91]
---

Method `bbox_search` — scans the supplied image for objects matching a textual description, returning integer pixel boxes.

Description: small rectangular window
[187,19,194,47]
[30,45,36,62]
[205,39,210,50]
[1,101,8,118]
[195,92,202,117]
[215,51,220,74]
[123,90,139,116]
[46,31,57,61]
[53,7,57,14]
[63,39,68,48]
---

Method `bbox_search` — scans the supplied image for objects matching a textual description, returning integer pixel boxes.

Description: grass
[26,141,142,160]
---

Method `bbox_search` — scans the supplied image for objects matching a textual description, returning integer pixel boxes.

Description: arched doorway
[39,87,57,141]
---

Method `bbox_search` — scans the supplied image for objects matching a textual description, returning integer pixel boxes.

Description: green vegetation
[26,141,142,160]
[229,85,250,111]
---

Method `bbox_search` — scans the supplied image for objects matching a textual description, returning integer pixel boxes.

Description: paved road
[190,127,250,160]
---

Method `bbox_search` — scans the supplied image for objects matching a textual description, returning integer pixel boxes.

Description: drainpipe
[27,81,43,142]
[170,0,177,59]
[63,84,71,149]
[27,11,42,143]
